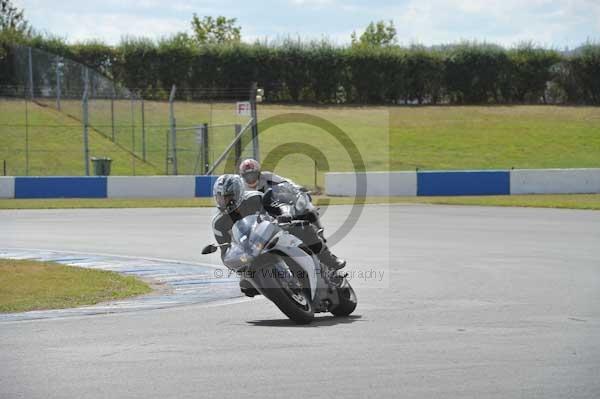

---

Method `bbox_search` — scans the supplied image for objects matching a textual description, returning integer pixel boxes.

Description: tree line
[1,1,599,105]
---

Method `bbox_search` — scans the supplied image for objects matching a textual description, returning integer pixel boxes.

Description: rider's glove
[277,214,292,224]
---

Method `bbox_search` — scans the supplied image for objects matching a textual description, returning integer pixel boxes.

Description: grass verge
[2,102,600,187]
[0,194,599,210]
[316,194,600,210]
[0,258,152,313]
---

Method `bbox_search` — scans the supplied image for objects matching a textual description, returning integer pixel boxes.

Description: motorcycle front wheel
[257,264,315,324]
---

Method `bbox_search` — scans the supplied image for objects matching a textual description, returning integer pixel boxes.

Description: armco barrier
[5,176,217,199]
[3,170,600,200]
[0,177,14,198]
[196,175,218,197]
[325,172,417,196]
[14,177,107,199]
[107,176,196,198]
[417,170,510,196]
[511,168,600,194]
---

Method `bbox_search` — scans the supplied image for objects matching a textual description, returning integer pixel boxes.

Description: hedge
[1,32,599,105]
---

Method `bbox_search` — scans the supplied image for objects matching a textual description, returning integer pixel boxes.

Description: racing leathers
[212,190,265,260]
[212,189,345,285]
[243,171,302,193]
[243,171,345,270]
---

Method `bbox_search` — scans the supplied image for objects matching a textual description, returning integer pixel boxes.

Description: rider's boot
[317,246,346,270]
[239,278,259,297]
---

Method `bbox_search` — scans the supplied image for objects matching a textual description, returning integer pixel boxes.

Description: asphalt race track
[1,205,599,398]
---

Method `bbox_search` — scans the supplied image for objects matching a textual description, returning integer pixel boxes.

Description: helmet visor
[216,193,235,212]
[242,171,260,185]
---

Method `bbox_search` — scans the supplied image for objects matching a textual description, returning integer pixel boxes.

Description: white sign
[236,101,252,116]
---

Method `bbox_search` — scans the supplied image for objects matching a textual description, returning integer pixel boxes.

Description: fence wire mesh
[1,45,258,177]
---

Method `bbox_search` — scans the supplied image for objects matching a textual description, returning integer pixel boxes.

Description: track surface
[1,205,599,398]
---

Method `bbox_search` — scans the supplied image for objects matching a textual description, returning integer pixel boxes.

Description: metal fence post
[55,56,61,111]
[168,85,178,175]
[141,96,146,162]
[202,123,209,174]
[234,124,242,169]
[111,84,116,142]
[27,47,34,100]
[82,69,90,176]
[24,88,30,176]
[165,129,169,175]
[130,94,136,175]
[250,82,260,161]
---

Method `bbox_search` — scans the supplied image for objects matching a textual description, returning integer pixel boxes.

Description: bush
[444,42,511,104]
[506,44,561,103]
[568,44,600,104]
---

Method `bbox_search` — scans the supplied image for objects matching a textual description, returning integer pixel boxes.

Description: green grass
[1,101,599,188]
[255,105,600,187]
[389,106,600,171]
[0,99,160,176]
[320,194,600,210]
[1,194,599,210]
[0,258,152,313]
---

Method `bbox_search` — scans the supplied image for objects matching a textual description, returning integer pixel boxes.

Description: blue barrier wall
[195,176,218,197]
[417,171,510,196]
[14,177,107,199]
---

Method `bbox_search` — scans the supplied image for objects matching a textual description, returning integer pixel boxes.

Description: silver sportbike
[202,212,357,324]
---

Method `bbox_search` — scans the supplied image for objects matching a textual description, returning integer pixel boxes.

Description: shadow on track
[247,314,363,327]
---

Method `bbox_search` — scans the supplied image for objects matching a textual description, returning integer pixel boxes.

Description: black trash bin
[91,157,112,176]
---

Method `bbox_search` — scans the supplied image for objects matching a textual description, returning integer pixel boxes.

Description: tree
[0,0,30,35]
[1,0,32,85]
[191,15,241,45]
[351,20,397,47]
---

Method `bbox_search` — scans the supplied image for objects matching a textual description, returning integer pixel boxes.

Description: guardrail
[0,175,218,199]
[1,169,599,199]
[325,169,600,196]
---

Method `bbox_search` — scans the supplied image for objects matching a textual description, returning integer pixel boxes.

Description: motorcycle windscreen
[231,214,278,258]
[231,214,258,247]
[248,220,278,255]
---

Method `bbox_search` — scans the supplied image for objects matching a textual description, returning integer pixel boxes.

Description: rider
[211,174,264,259]
[238,159,345,270]
[212,174,345,274]
[238,158,301,193]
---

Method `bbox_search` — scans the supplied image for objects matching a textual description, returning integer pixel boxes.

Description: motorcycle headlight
[253,242,264,252]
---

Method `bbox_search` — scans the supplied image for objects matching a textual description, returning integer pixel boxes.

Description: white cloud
[374,0,600,47]
[290,0,335,6]
[38,11,189,44]
[12,0,600,47]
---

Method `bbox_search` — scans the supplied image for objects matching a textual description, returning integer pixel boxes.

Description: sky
[12,0,600,48]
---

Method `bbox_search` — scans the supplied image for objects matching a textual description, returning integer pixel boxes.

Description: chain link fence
[1,45,258,176]
[166,87,258,176]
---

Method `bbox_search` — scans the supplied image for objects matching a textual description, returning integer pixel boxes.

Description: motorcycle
[202,197,357,324]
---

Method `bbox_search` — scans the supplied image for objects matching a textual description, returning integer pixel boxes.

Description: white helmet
[239,158,261,188]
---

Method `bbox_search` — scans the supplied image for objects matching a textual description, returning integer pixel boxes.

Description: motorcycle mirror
[201,244,218,255]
